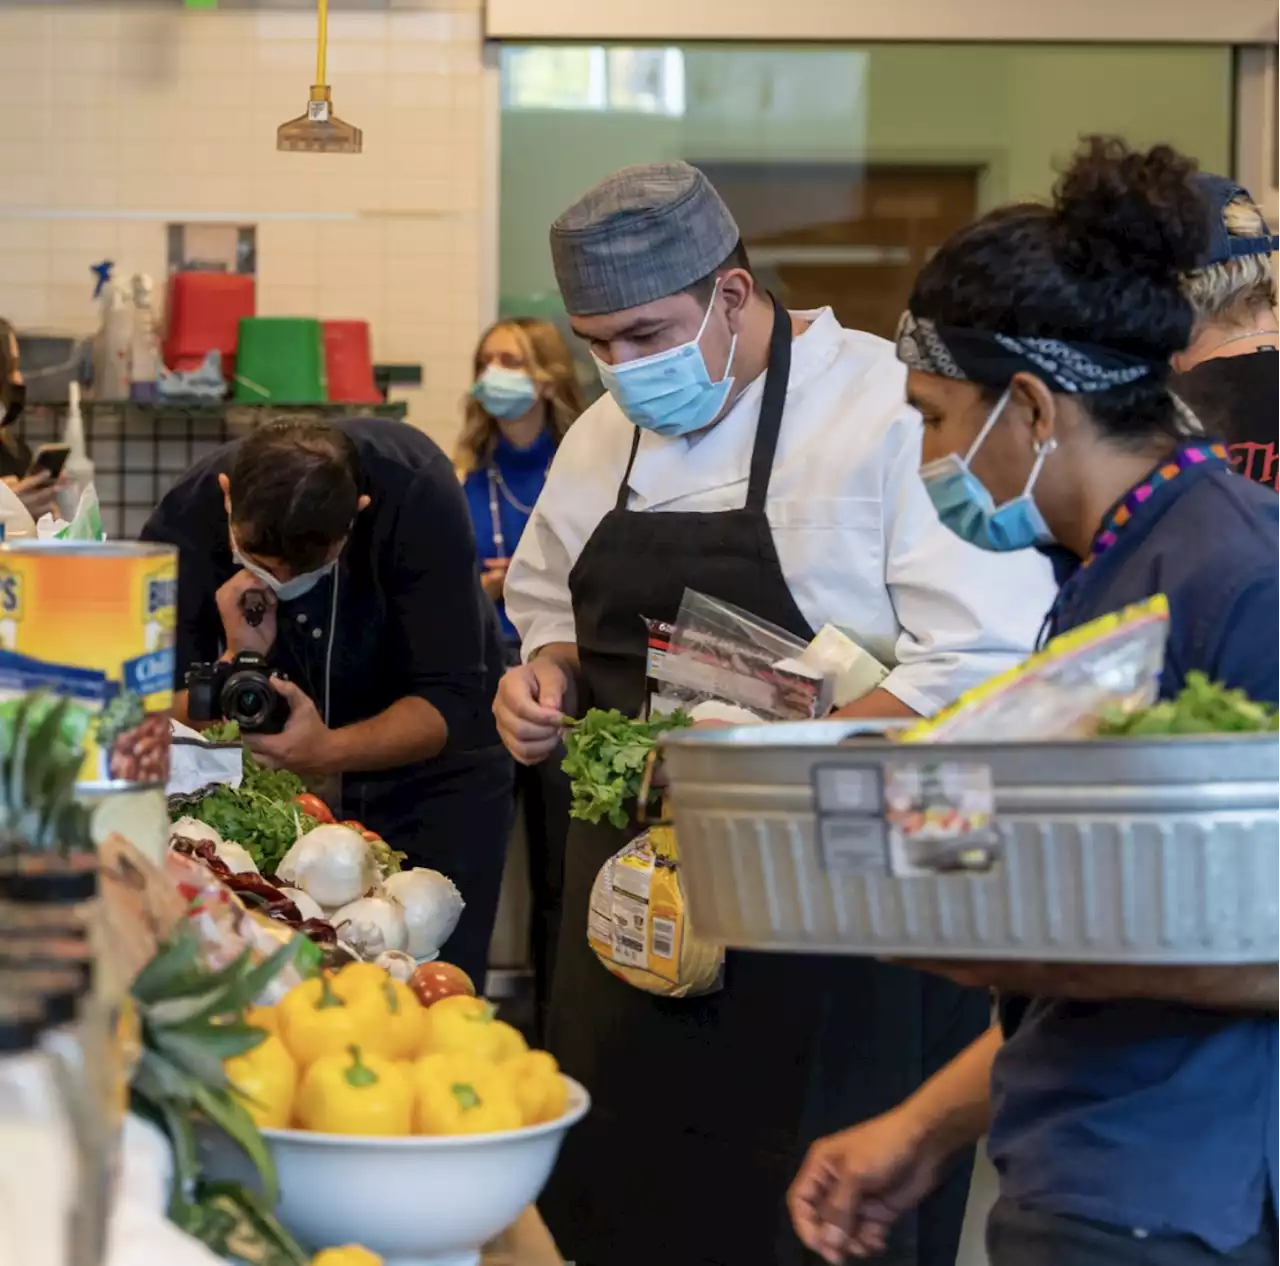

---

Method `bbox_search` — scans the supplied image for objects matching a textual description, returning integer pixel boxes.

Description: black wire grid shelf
[14,400,408,539]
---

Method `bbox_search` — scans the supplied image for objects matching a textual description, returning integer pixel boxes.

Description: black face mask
[1,381,25,429]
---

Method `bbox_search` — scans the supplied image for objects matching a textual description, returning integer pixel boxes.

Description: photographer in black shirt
[143,416,512,984]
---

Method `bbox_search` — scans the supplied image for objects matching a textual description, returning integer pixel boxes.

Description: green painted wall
[500,43,1232,312]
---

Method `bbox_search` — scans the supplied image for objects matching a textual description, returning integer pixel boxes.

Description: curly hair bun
[1052,136,1209,280]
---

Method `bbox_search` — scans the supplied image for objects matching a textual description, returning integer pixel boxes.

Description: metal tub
[660,722,1279,963]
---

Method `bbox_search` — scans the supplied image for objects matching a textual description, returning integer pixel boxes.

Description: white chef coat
[505,308,1058,716]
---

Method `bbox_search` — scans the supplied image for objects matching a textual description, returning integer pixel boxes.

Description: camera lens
[222,670,273,730]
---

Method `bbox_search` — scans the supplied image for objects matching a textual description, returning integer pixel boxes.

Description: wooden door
[696,162,981,340]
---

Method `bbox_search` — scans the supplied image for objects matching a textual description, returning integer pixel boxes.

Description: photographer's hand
[216,570,278,657]
[244,677,337,778]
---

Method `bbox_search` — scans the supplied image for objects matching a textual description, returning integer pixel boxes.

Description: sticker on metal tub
[812,764,884,815]
[882,761,998,877]
[813,764,889,873]
[818,817,890,874]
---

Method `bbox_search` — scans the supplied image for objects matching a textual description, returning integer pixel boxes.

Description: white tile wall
[0,1,493,451]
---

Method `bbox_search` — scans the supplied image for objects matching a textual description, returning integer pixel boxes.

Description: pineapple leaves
[191,1082,281,1208]
[151,1028,235,1092]
[129,915,306,1255]
[158,1099,201,1210]
[134,929,300,1017]
[130,924,203,1005]
[0,693,92,853]
[133,1049,200,1106]
[183,1182,308,1266]
[230,935,303,1013]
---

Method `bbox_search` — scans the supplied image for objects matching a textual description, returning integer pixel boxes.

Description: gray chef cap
[550,162,740,317]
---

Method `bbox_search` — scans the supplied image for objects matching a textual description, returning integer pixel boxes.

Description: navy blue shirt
[989,453,1279,1250]
[461,428,555,643]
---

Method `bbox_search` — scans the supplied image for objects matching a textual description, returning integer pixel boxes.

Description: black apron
[539,299,990,1266]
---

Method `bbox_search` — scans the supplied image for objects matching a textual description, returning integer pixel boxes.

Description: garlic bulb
[276,824,376,908]
[330,894,408,960]
[381,868,465,960]
[374,950,417,982]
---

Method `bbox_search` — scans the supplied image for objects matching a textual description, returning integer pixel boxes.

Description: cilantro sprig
[561,708,692,830]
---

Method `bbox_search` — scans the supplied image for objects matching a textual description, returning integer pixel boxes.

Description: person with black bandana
[142,417,513,987]
[1170,176,1278,490]
[789,137,1277,1266]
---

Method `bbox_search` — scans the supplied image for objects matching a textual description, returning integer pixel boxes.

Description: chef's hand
[216,569,277,657]
[6,472,61,520]
[480,557,509,603]
[494,657,569,765]
[788,1109,944,1263]
[243,677,335,778]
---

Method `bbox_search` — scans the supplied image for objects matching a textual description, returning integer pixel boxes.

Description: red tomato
[293,793,334,825]
[409,961,476,1008]
[339,819,382,843]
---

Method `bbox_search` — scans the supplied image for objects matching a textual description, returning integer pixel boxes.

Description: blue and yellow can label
[0,542,179,785]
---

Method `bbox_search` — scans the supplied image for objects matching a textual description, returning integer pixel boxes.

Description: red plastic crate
[163,272,256,375]
[323,320,379,404]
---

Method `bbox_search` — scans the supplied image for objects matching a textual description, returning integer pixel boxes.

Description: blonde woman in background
[1171,175,1278,488]
[458,317,585,644]
[457,315,584,1042]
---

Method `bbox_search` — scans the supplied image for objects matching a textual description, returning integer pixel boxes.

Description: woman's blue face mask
[919,387,1057,552]
[471,365,538,421]
[593,282,738,438]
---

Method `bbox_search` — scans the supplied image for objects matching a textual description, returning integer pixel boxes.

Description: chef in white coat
[495,161,1056,1266]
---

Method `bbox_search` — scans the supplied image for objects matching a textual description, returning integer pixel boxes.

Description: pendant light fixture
[276,0,362,154]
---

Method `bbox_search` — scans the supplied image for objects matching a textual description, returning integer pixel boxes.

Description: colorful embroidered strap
[1084,441,1230,567]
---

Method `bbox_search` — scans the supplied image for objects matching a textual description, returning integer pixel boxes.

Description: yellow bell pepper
[225,1032,297,1129]
[411,1052,523,1135]
[310,1247,383,1266]
[334,961,390,995]
[421,995,526,1063]
[279,975,391,1067]
[507,1050,569,1126]
[296,1044,412,1137]
[372,978,427,1061]
[245,1004,279,1038]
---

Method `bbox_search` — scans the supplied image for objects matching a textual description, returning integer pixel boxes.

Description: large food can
[0,541,177,790]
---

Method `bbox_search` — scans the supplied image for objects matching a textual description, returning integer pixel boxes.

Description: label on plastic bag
[610,851,653,967]
[587,830,720,996]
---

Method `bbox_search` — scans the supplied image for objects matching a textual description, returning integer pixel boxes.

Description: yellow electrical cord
[316,0,328,85]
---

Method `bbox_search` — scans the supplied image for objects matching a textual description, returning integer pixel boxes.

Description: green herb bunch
[562,708,692,829]
[171,723,315,874]
[1098,671,1279,737]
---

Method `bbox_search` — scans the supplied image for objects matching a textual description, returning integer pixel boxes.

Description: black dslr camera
[186,651,291,735]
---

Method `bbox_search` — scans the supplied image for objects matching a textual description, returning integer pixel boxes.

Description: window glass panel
[501,42,1233,370]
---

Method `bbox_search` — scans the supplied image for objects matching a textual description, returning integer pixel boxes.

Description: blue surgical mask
[232,539,337,602]
[593,282,738,438]
[920,387,1056,552]
[472,366,538,421]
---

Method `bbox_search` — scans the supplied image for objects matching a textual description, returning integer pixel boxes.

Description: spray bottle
[58,381,95,523]
[128,273,160,403]
[93,284,131,401]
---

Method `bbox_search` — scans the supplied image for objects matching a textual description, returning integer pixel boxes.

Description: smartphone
[27,443,71,482]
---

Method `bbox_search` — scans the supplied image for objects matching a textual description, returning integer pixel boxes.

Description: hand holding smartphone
[27,443,71,482]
